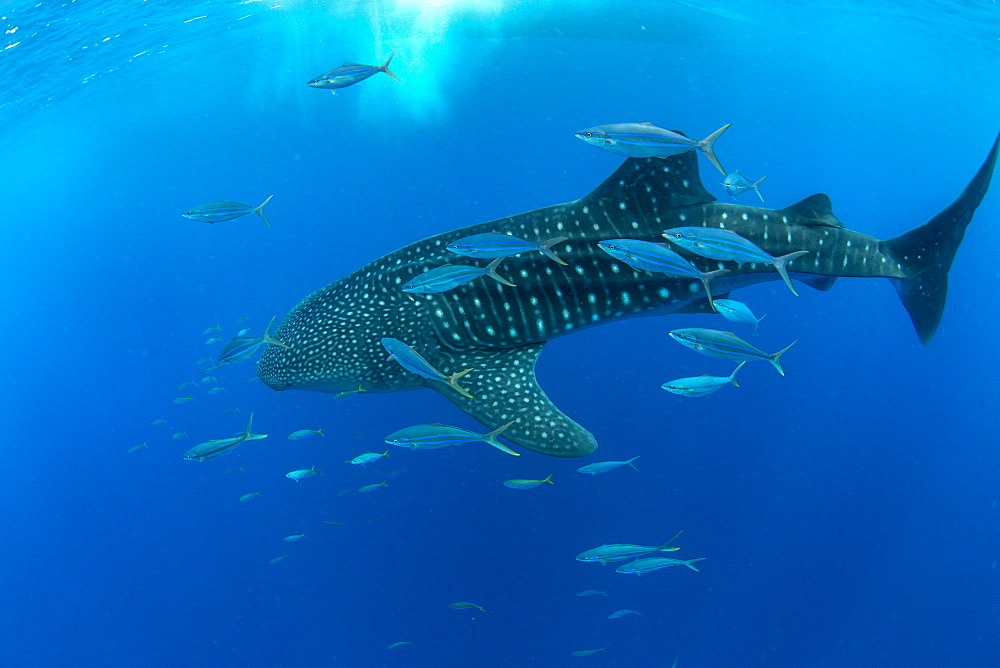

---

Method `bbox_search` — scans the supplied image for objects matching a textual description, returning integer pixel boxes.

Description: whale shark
[259,132,999,458]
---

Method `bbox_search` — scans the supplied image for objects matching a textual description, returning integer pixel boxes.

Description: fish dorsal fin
[342,61,363,66]
[779,193,844,228]
[428,343,597,457]
[584,151,716,216]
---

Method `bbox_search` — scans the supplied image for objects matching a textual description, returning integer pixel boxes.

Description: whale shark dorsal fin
[428,343,597,458]
[584,152,716,214]
[780,193,845,228]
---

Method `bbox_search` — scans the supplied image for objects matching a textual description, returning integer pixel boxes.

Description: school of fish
[135,50,1000,660]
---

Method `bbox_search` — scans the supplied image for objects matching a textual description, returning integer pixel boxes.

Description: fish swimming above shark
[258,131,999,458]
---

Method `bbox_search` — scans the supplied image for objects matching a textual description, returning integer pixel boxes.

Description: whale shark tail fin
[886,132,999,344]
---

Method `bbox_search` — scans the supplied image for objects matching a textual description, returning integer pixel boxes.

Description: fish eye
[585,132,593,138]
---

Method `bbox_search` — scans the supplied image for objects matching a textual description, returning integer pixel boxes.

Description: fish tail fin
[729,361,747,387]
[485,257,516,287]
[700,268,729,310]
[381,450,389,457]
[658,529,684,551]
[261,316,291,348]
[772,250,809,296]
[683,557,707,572]
[627,456,640,471]
[446,367,476,398]
[696,123,731,176]
[753,314,766,336]
[381,52,400,81]
[768,341,797,376]
[263,335,292,349]
[542,474,554,484]
[244,412,254,437]
[483,420,520,456]
[884,132,999,343]
[317,429,325,437]
[255,195,274,228]
[752,175,767,202]
[539,236,570,265]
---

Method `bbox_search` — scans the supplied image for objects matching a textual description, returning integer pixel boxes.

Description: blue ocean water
[1,1,998,665]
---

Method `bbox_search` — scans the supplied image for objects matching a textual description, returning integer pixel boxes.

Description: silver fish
[349,450,388,466]
[448,232,568,265]
[381,337,474,398]
[575,122,730,175]
[286,465,321,481]
[712,299,766,334]
[608,609,642,619]
[384,421,518,456]
[183,413,266,461]
[288,429,324,440]
[576,531,683,564]
[448,601,485,611]
[662,226,808,296]
[615,556,706,575]
[358,481,388,493]
[576,456,640,475]
[307,54,399,91]
[661,362,746,397]
[598,239,728,309]
[669,328,795,376]
[182,195,274,228]
[503,475,553,489]
[723,171,766,201]
[402,258,515,294]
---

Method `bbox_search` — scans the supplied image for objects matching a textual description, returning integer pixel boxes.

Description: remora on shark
[259,132,999,457]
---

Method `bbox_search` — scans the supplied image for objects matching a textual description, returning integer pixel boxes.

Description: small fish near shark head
[259,131,999,458]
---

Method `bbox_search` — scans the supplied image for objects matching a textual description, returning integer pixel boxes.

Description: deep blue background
[1,2,998,666]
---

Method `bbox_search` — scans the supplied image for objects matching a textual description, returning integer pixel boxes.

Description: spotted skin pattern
[259,134,999,457]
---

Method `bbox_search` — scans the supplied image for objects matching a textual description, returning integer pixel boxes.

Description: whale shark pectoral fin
[429,343,598,458]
